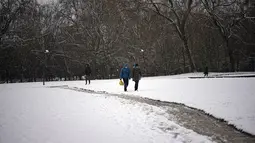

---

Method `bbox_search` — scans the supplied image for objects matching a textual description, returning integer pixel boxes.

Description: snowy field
[45,72,255,135]
[0,83,214,143]
[0,72,255,143]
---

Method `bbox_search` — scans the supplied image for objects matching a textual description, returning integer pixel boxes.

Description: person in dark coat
[204,66,208,77]
[85,64,92,84]
[132,63,142,91]
[120,64,130,91]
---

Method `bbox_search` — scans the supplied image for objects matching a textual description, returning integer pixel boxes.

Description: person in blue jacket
[120,64,131,91]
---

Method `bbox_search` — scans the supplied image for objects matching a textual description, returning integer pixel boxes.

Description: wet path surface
[51,85,255,143]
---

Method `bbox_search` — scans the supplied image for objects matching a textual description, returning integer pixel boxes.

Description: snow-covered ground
[44,72,255,135]
[168,72,255,78]
[0,84,214,143]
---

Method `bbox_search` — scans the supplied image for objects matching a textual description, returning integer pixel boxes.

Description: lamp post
[141,49,145,75]
[141,49,145,62]
[43,50,49,85]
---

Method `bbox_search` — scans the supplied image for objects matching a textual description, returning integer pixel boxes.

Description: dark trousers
[85,75,90,84]
[134,80,139,91]
[123,78,129,91]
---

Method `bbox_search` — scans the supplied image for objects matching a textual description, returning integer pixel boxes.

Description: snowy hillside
[46,72,255,135]
[0,72,255,143]
[0,83,214,143]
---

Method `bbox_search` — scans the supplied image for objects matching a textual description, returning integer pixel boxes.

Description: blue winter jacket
[120,65,130,79]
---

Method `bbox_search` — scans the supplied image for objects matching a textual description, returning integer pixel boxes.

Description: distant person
[132,63,142,91]
[204,66,208,77]
[120,64,131,91]
[85,64,92,84]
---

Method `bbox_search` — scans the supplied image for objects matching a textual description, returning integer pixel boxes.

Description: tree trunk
[5,70,9,83]
[217,44,220,71]
[20,74,23,83]
[229,51,235,72]
[182,46,186,73]
[236,50,240,71]
[183,36,196,72]
[226,40,235,72]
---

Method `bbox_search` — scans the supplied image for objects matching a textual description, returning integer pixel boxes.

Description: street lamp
[141,49,145,75]
[31,49,50,85]
[43,50,49,85]
[140,49,145,62]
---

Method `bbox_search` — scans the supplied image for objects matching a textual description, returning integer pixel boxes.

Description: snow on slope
[43,72,255,135]
[0,84,214,143]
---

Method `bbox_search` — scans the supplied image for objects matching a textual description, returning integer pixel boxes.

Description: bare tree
[0,0,33,43]
[201,0,251,71]
[145,0,198,72]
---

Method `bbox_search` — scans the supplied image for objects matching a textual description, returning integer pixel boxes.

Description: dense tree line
[0,0,255,83]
